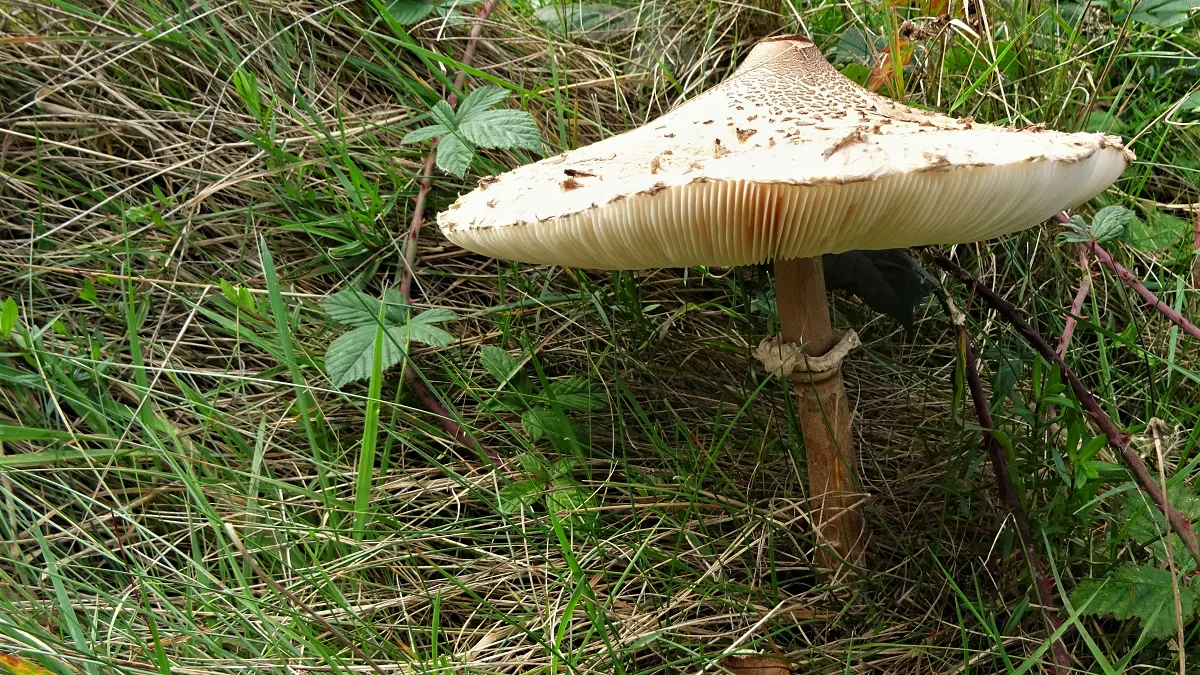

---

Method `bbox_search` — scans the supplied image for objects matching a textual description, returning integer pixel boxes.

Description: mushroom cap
[437,35,1133,270]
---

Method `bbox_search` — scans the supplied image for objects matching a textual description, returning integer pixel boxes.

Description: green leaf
[381,288,409,324]
[1128,211,1190,252]
[498,479,542,514]
[480,345,523,386]
[821,249,932,330]
[404,322,453,348]
[79,278,97,303]
[321,290,384,327]
[325,324,410,389]
[382,0,434,24]
[402,124,449,144]
[410,308,457,325]
[1,297,17,338]
[1124,483,1200,572]
[521,407,572,442]
[435,133,474,177]
[1070,564,1197,639]
[1057,230,1095,245]
[401,308,455,347]
[459,109,543,151]
[429,100,457,128]
[457,86,510,122]
[985,346,1025,405]
[532,3,633,42]
[548,472,598,529]
[1116,0,1198,25]
[1090,205,1134,243]
[544,377,607,411]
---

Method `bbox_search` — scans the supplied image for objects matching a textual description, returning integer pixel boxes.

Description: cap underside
[437,37,1133,270]
[446,146,1126,269]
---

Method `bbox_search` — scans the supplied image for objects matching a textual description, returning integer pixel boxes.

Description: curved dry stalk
[929,250,1200,567]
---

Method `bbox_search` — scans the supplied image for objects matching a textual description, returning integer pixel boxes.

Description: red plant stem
[930,250,1200,567]
[396,1,501,461]
[958,327,1071,674]
[1053,210,1200,344]
[1056,246,1092,358]
[399,0,500,301]
[1086,241,1200,343]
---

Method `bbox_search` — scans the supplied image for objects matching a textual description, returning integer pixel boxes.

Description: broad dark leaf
[821,249,932,330]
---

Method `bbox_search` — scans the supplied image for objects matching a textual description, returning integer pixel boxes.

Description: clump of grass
[1,0,1198,673]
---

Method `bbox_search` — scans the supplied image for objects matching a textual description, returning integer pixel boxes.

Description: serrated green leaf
[381,288,409,324]
[382,0,434,24]
[498,479,542,514]
[1070,564,1197,639]
[481,345,523,385]
[410,308,456,325]
[821,249,932,330]
[1090,205,1134,243]
[1128,211,1190,252]
[544,377,607,411]
[325,324,410,389]
[1116,0,1198,25]
[522,407,573,443]
[435,133,474,177]
[429,100,457,128]
[518,452,551,480]
[1057,230,1095,245]
[404,321,454,347]
[321,290,384,327]
[402,124,449,144]
[547,471,598,529]
[2,297,18,338]
[459,109,542,151]
[1124,483,1200,572]
[79,278,97,303]
[457,86,510,122]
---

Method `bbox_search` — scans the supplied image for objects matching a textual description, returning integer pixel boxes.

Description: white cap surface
[437,36,1133,270]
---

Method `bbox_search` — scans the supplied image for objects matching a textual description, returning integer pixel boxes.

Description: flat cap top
[438,35,1133,270]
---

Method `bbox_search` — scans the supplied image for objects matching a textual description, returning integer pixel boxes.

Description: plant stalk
[775,256,865,573]
[929,250,1200,567]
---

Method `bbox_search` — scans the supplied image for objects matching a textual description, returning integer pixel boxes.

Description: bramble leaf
[459,109,542,151]
[481,345,524,388]
[457,86,510,121]
[382,0,435,24]
[435,134,474,177]
[325,324,410,389]
[321,290,384,327]
[1090,205,1134,243]
[1070,564,1197,639]
[402,124,449,144]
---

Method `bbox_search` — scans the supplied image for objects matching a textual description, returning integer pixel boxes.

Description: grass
[1,0,1198,673]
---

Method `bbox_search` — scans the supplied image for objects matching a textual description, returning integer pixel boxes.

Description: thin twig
[224,524,388,675]
[1086,241,1200,343]
[938,290,1071,674]
[1051,211,1200,343]
[395,1,501,461]
[928,250,1200,566]
[1057,245,1092,358]
[1149,420,1186,675]
[399,0,500,301]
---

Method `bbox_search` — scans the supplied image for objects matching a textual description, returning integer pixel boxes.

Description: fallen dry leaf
[718,654,794,675]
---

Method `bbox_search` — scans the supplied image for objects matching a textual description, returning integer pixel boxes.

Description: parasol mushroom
[436,35,1133,573]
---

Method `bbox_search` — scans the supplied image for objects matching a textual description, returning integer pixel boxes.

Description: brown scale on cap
[438,34,1133,271]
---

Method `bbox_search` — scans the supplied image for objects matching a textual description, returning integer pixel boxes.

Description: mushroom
[437,35,1133,573]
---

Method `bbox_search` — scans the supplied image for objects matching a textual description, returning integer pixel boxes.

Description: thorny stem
[1051,212,1200,344]
[400,0,500,301]
[939,292,1071,675]
[1057,245,1092,358]
[928,250,1200,567]
[396,1,501,461]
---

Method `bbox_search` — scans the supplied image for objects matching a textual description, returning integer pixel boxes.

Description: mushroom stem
[775,256,866,573]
